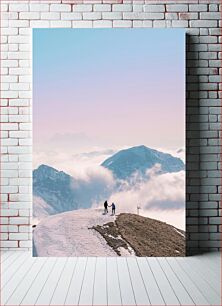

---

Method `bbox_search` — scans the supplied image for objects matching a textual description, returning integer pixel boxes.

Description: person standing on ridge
[111,202,116,215]
[104,200,108,214]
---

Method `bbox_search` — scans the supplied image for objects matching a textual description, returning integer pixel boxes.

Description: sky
[33,28,185,165]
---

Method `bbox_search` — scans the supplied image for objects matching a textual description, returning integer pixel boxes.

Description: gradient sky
[33,29,185,151]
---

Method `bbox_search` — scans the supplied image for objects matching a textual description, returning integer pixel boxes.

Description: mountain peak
[101,145,184,180]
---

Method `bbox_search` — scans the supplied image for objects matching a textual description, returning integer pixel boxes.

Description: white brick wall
[0,0,221,255]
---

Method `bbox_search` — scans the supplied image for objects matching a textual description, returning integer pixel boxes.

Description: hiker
[110,202,116,215]
[104,200,108,214]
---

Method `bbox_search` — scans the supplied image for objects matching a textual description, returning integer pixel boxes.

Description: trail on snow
[33,208,121,256]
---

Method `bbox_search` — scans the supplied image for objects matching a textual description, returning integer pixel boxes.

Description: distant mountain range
[33,145,185,219]
[33,165,79,218]
[101,145,184,180]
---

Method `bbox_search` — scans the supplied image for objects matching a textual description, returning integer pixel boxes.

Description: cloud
[106,170,185,211]
[74,149,116,159]
[33,147,117,177]
[101,168,185,229]
[66,162,185,215]
[70,166,116,208]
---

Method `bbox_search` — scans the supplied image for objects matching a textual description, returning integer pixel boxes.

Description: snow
[173,227,185,238]
[33,208,120,257]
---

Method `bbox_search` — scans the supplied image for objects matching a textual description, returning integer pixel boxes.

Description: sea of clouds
[34,145,185,230]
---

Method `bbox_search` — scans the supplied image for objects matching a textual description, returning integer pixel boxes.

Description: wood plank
[176,257,221,305]
[184,256,220,294]
[127,257,150,305]
[20,258,57,305]
[35,257,67,305]
[65,257,87,306]
[93,257,107,306]
[1,253,30,289]
[157,258,195,305]
[195,253,220,274]
[107,257,122,306]
[0,251,14,263]
[147,257,179,305]
[117,257,136,306]
[5,257,46,305]
[50,257,77,305]
[79,257,96,306]
[136,257,165,306]
[167,257,210,305]
[2,252,22,273]
[1,256,36,305]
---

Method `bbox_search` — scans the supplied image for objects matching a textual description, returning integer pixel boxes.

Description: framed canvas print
[33,29,185,257]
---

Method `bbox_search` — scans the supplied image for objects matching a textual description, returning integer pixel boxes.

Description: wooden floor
[1,251,221,306]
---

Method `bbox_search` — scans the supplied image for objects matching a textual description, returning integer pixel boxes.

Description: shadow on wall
[186,33,215,256]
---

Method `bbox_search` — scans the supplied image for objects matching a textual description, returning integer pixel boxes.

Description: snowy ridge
[33,208,134,257]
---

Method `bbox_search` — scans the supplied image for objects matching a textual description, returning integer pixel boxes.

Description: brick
[9,44,18,52]
[209,60,221,68]
[210,217,222,225]
[9,68,31,75]
[50,21,72,28]
[1,169,18,178]
[9,4,29,12]
[1,123,18,131]
[72,21,93,28]
[9,217,29,225]
[93,20,112,28]
[19,209,30,217]
[112,4,132,11]
[189,4,207,12]
[113,20,132,27]
[132,5,143,12]
[19,241,32,248]
[19,226,31,233]
[41,12,60,20]
[199,36,217,44]
[166,5,188,12]
[102,12,122,19]
[30,4,49,12]
[73,4,92,12]
[1,4,8,12]
[143,5,165,12]
[9,155,19,162]
[1,138,18,146]
[209,4,219,12]
[210,233,221,240]
[189,20,218,28]
[9,115,30,123]
[9,233,29,240]
[8,146,31,154]
[93,4,111,12]
[1,28,18,36]
[83,12,102,20]
[19,12,40,20]
[9,99,29,107]
[61,13,82,20]
[0,241,18,248]
[1,209,18,216]
[10,83,30,91]
[200,12,221,20]
[0,225,18,233]
[0,218,8,225]
[2,60,18,68]
[172,20,188,28]
[50,4,71,12]
[9,20,29,28]
[165,13,178,20]
[124,12,164,19]
[179,13,198,20]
